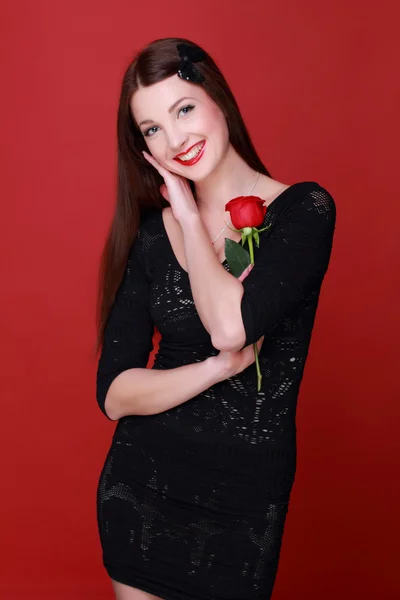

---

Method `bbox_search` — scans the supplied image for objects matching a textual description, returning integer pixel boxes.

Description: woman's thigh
[111,578,163,600]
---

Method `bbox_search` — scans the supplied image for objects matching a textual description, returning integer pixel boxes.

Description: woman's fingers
[256,335,265,351]
[142,151,177,183]
[238,263,254,282]
[144,166,197,223]
[142,151,180,183]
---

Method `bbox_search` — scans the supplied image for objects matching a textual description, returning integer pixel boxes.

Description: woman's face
[130,75,230,181]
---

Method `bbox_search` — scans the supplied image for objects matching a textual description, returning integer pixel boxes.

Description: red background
[1,0,399,598]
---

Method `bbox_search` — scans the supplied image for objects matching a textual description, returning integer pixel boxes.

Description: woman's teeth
[178,141,205,161]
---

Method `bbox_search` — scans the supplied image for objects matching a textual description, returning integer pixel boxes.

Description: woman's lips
[173,141,206,166]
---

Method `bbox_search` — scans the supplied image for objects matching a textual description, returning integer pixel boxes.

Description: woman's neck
[193,145,262,217]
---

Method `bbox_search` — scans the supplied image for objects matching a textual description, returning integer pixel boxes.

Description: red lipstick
[173,141,206,166]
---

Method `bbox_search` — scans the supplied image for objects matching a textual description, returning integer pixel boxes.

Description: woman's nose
[164,127,188,153]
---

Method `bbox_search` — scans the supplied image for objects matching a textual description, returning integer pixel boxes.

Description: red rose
[225,196,267,230]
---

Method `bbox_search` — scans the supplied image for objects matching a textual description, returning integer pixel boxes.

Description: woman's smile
[173,140,206,165]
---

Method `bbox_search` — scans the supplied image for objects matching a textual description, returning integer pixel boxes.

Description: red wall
[1,0,399,598]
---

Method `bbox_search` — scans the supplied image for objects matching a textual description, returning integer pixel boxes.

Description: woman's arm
[179,210,244,350]
[104,329,264,421]
[140,150,245,351]
[96,229,155,420]
[104,357,225,420]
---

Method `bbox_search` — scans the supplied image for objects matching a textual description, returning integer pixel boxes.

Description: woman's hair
[94,36,271,357]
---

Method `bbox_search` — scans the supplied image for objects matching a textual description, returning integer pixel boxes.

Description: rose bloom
[225,196,267,229]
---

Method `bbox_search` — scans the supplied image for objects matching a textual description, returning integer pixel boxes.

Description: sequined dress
[96,181,336,600]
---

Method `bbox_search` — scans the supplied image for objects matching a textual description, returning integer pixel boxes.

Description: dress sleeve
[240,185,336,348]
[96,230,154,419]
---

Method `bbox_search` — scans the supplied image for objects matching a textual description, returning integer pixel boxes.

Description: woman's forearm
[179,211,245,350]
[104,357,228,421]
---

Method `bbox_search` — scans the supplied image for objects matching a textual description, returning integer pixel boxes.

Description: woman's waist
[113,415,296,470]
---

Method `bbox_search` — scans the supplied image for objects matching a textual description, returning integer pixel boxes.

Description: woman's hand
[142,150,199,223]
[237,263,254,282]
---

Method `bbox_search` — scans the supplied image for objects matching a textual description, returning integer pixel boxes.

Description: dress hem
[104,561,207,600]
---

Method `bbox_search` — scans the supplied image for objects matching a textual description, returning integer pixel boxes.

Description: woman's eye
[143,126,159,137]
[143,105,194,137]
[179,104,194,115]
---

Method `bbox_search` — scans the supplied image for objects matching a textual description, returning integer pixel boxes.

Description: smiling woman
[94,37,336,600]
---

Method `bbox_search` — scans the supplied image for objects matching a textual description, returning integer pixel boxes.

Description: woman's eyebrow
[139,97,197,126]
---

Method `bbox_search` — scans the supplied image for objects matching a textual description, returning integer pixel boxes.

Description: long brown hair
[93,37,272,358]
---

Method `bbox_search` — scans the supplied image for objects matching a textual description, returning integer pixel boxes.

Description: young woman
[95,37,336,600]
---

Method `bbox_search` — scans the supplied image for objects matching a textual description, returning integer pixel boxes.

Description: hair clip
[177,43,206,83]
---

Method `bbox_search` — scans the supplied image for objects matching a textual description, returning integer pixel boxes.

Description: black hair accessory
[177,43,206,83]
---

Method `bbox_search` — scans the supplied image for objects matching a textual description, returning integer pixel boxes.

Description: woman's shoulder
[139,206,162,228]
[259,176,335,216]
[288,181,336,215]
[132,208,165,265]
[259,175,332,201]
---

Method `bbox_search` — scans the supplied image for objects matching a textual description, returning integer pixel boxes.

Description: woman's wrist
[204,354,233,384]
[178,208,202,230]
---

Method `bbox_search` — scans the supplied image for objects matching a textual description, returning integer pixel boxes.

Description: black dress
[96,181,336,600]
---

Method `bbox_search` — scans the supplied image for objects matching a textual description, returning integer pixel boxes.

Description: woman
[95,37,336,600]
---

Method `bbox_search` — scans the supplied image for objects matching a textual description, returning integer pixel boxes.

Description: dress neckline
[158,181,318,276]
